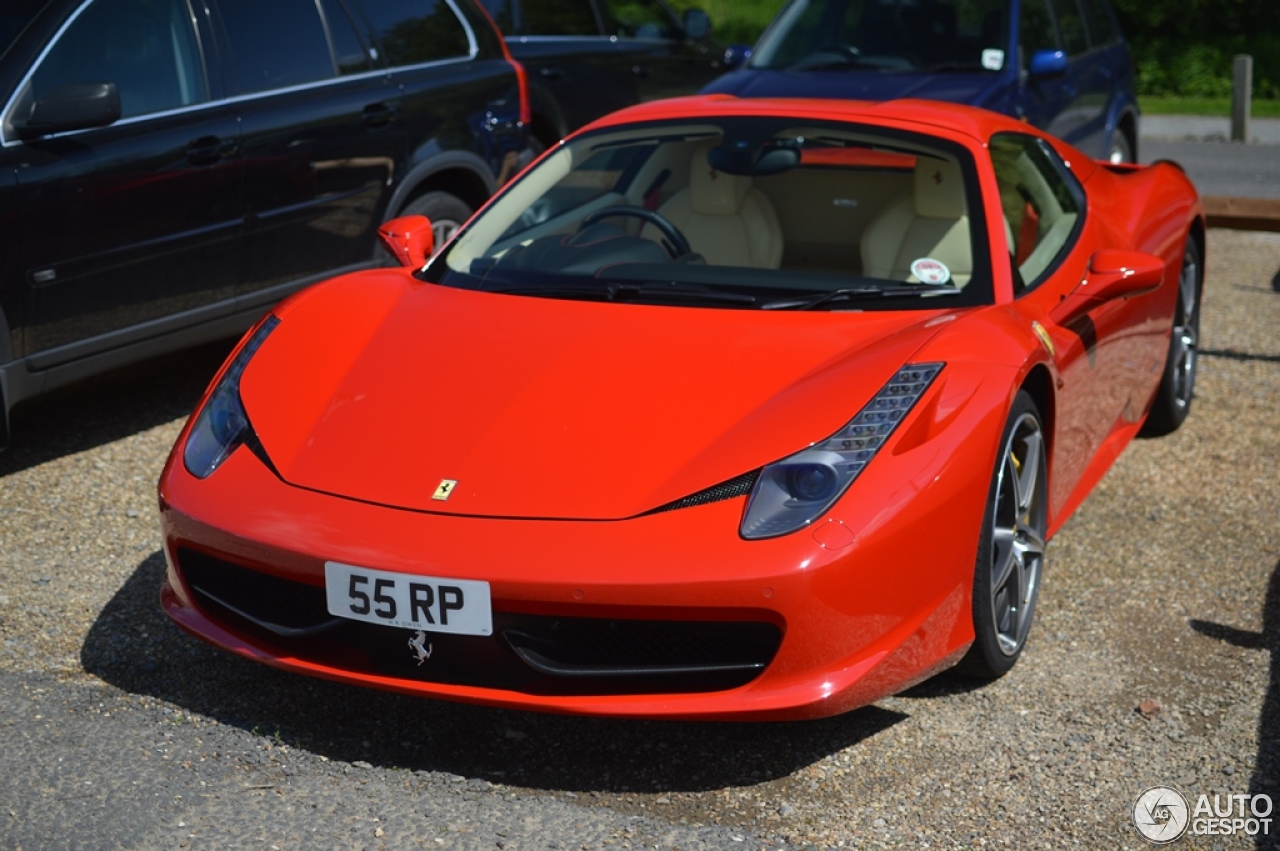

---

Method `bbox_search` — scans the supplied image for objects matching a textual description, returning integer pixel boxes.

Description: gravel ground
[1,228,1278,850]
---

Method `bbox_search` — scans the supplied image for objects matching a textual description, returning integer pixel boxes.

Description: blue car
[703,0,1140,163]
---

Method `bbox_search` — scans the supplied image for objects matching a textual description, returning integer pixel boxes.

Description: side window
[29,0,206,119]
[218,0,334,93]
[478,0,514,34]
[1079,0,1118,45]
[1049,0,1088,55]
[524,0,600,36]
[321,0,376,75]
[605,0,677,40]
[1018,0,1059,58]
[348,0,471,66]
[990,133,1082,291]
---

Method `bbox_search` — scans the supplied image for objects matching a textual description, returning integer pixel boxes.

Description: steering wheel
[579,207,692,259]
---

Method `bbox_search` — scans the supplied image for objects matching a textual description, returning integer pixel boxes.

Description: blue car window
[1018,0,1059,57]
[522,0,600,36]
[219,0,335,93]
[31,0,207,118]
[1049,0,1088,54]
[751,0,1008,73]
[1078,0,1118,45]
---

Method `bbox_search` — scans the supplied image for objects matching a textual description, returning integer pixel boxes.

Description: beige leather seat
[860,158,972,286]
[653,143,784,268]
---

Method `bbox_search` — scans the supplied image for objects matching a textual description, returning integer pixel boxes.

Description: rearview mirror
[378,215,435,268]
[1028,49,1068,79]
[1050,249,1165,326]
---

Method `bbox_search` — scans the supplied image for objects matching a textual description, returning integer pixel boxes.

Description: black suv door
[4,0,243,363]
[211,0,404,299]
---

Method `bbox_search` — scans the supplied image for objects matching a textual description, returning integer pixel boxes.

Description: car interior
[446,121,985,296]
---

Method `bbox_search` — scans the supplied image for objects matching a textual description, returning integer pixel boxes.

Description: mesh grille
[647,470,758,515]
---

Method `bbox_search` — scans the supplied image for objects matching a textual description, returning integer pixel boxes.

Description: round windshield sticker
[910,257,951,285]
[982,49,1005,71]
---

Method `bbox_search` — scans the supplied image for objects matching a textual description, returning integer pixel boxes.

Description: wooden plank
[1202,195,1280,232]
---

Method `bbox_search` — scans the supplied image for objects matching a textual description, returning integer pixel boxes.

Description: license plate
[324,562,492,636]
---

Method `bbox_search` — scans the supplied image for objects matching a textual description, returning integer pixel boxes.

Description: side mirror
[1050,249,1164,326]
[683,8,711,42]
[1028,49,1068,79]
[378,215,435,268]
[15,82,120,137]
[723,43,753,69]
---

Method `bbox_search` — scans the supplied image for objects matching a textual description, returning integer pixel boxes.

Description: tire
[956,390,1048,679]
[1141,237,1202,436]
[396,191,473,255]
[1107,131,1134,164]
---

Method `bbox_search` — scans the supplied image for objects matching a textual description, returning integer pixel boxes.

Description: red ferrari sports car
[158,96,1203,720]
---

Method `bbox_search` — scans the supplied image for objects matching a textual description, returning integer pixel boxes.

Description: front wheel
[1141,236,1202,436]
[956,390,1048,679]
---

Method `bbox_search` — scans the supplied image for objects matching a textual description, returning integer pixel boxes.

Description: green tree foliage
[1094,0,1277,98]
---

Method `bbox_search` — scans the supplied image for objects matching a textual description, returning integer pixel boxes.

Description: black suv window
[31,0,206,118]
[990,133,1083,292]
[321,0,377,75]
[350,0,471,66]
[218,0,335,93]
[606,0,676,40]
[483,0,599,36]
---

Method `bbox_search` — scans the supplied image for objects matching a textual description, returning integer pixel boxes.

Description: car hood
[242,273,954,519]
[704,68,1005,110]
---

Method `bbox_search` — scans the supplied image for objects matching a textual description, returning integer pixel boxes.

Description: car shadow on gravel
[83,552,909,794]
[0,337,235,477]
[1188,556,1280,849]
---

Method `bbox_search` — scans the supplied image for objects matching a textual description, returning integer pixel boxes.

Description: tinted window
[481,0,598,35]
[606,0,676,40]
[321,0,376,74]
[751,0,1008,73]
[219,0,334,93]
[990,133,1082,290]
[1049,0,1087,54]
[1018,0,1059,57]
[350,0,470,66]
[525,0,599,36]
[29,0,206,118]
[1,0,46,59]
[1079,0,1117,45]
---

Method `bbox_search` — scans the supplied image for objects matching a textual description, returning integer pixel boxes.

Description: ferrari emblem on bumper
[409,630,433,665]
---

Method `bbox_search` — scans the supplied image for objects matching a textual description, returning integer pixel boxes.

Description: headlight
[740,363,943,539]
[183,316,280,479]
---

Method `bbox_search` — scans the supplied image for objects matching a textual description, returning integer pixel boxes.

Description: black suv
[0,0,529,446]
[479,0,722,149]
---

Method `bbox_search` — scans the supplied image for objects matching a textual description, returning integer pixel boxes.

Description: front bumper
[158,429,985,721]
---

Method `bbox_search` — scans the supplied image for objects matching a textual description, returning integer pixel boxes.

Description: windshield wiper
[490,280,758,307]
[920,61,989,73]
[789,50,880,71]
[761,284,960,311]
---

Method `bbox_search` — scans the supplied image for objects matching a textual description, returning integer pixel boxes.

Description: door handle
[539,66,565,80]
[186,135,236,165]
[362,102,397,129]
[631,64,649,78]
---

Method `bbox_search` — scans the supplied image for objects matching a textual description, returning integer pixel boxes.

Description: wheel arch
[1019,362,1056,483]
[384,151,498,222]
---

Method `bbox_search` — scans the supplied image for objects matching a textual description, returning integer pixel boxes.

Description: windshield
[750,0,1009,73]
[430,115,993,311]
